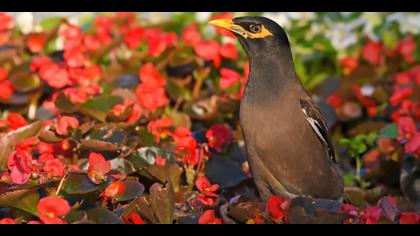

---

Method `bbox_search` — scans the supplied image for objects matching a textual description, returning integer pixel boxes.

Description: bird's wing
[299,95,336,162]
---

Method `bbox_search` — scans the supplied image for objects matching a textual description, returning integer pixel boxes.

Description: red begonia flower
[43,158,65,177]
[397,35,416,64]
[219,68,241,90]
[195,176,219,198]
[38,63,70,89]
[8,149,33,185]
[37,196,71,224]
[7,113,28,130]
[0,218,16,224]
[198,210,222,224]
[147,118,173,143]
[56,116,79,136]
[182,24,202,46]
[265,195,287,223]
[104,181,126,198]
[399,212,420,224]
[0,80,14,101]
[88,152,111,184]
[219,43,238,59]
[205,124,233,153]
[362,39,383,65]
[339,56,359,75]
[360,206,382,224]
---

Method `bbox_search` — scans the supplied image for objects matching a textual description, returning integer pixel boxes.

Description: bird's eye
[250,24,262,34]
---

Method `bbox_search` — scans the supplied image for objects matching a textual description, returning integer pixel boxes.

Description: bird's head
[209,16,290,56]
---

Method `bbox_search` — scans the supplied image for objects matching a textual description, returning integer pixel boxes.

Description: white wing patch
[301,108,328,145]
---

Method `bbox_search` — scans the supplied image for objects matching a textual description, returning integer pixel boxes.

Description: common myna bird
[210,16,344,201]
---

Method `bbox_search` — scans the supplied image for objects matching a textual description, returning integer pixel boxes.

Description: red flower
[195,176,219,198]
[196,196,214,206]
[37,196,71,224]
[399,212,420,224]
[126,103,143,123]
[0,218,16,224]
[155,156,167,166]
[124,213,145,224]
[88,152,111,184]
[219,43,238,59]
[390,86,413,106]
[7,113,28,130]
[64,46,87,68]
[8,149,33,184]
[205,124,233,153]
[182,24,202,46]
[56,116,79,136]
[0,80,14,100]
[0,67,8,81]
[326,93,344,108]
[124,27,144,49]
[266,195,287,223]
[136,84,169,113]
[362,39,383,65]
[147,32,177,57]
[30,56,52,72]
[16,137,38,152]
[139,63,166,88]
[198,210,222,224]
[194,40,221,67]
[397,35,416,64]
[0,13,13,31]
[43,158,65,177]
[136,63,169,112]
[339,56,359,75]
[360,206,382,224]
[340,204,359,224]
[26,33,47,53]
[405,132,420,157]
[62,88,90,104]
[104,181,126,198]
[38,63,70,89]
[395,72,412,85]
[397,116,417,141]
[219,68,241,90]
[83,35,101,51]
[68,65,101,86]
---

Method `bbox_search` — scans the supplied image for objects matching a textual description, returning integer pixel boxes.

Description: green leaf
[357,143,368,154]
[383,30,398,49]
[85,207,123,224]
[115,180,145,202]
[379,123,399,139]
[80,95,123,122]
[366,132,378,146]
[81,95,123,113]
[62,172,100,195]
[0,189,40,216]
[55,93,77,114]
[40,17,63,30]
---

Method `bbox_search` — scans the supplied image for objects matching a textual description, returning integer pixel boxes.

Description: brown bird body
[210,16,344,201]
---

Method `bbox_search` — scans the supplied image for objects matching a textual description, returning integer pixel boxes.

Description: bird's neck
[244,47,299,103]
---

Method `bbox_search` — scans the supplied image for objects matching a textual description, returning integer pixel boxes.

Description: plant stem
[355,156,362,182]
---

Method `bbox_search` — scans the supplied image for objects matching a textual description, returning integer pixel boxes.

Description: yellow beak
[209,18,236,31]
[209,18,248,38]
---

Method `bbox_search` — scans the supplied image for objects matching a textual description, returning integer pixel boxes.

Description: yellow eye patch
[248,25,273,39]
